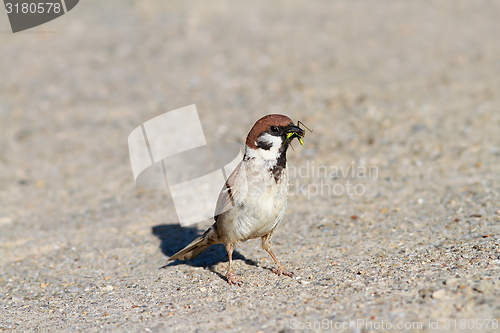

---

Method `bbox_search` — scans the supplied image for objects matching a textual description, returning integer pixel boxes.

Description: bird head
[245,114,305,162]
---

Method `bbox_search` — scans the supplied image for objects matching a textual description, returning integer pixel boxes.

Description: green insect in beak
[285,120,311,147]
[286,132,305,146]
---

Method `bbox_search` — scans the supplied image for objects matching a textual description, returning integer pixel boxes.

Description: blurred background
[1,0,499,331]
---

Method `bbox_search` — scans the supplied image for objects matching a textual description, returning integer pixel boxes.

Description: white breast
[221,150,289,243]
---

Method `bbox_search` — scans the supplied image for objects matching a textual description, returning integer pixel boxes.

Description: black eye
[270,126,279,133]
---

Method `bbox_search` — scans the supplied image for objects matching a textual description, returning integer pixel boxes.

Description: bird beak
[285,124,306,146]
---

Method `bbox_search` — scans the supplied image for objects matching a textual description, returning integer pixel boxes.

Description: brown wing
[214,161,246,222]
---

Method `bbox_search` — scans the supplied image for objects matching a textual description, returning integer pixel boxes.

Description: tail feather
[169,225,219,261]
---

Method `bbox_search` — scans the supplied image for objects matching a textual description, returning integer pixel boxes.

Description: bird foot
[226,272,243,286]
[272,267,294,278]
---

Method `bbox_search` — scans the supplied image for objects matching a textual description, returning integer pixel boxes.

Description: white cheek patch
[253,133,282,161]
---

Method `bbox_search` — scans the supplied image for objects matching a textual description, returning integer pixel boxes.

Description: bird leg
[261,234,294,278]
[225,243,243,286]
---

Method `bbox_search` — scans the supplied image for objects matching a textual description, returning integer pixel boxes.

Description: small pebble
[0,217,13,225]
[474,280,494,294]
[432,289,446,299]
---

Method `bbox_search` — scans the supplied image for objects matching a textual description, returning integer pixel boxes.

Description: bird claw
[226,272,243,286]
[272,267,294,278]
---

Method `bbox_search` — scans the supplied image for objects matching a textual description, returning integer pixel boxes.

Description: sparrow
[169,114,305,285]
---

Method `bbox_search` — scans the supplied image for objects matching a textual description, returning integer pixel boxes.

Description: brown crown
[245,114,293,149]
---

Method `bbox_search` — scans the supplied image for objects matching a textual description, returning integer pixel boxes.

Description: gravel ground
[1,1,500,332]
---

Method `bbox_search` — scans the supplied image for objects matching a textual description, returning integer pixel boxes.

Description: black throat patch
[270,145,288,183]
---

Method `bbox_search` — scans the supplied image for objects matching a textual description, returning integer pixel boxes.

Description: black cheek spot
[256,139,272,151]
